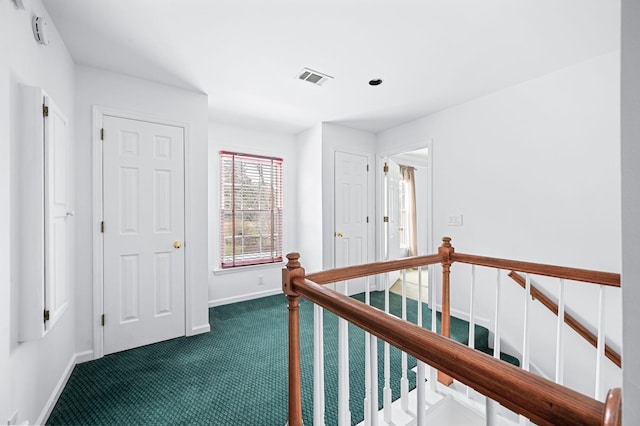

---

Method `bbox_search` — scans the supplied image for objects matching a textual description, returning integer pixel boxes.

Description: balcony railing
[282,237,622,426]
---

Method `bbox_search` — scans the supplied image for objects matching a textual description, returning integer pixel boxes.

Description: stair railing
[507,271,621,369]
[450,245,621,402]
[282,238,622,426]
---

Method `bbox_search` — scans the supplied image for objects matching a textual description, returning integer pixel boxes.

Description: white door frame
[92,106,191,359]
[376,140,434,293]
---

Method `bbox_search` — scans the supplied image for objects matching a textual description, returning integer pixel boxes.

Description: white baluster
[486,397,497,426]
[555,279,565,385]
[314,304,326,426]
[487,269,501,426]
[416,266,426,424]
[338,281,351,426]
[595,284,606,400]
[467,265,476,399]
[418,266,423,326]
[429,264,438,393]
[370,332,379,426]
[522,274,531,372]
[401,270,409,412]
[417,362,426,425]
[493,269,501,359]
[518,274,532,426]
[383,274,392,422]
[364,276,371,426]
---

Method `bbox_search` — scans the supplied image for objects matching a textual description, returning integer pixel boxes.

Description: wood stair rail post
[438,237,454,385]
[282,252,305,426]
[602,388,622,426]
[507,271,621,369]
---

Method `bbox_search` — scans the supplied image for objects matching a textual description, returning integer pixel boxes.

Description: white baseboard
[434,303,491,329]
[189,323,211,336]
[37,349,93,425]
[208,288,283,307]
[75,349,95,364]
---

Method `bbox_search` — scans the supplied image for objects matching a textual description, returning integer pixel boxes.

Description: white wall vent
[297,68,334,86]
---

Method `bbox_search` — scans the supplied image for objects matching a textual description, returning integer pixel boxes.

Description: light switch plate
[447,214,463,227]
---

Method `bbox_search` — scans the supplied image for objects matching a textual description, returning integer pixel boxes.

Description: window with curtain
[400,165,417,257]
[220,151,283,268]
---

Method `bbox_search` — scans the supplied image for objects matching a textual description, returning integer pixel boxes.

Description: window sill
[212,262,285,276]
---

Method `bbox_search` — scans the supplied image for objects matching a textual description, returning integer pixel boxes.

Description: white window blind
[220,151,283,268]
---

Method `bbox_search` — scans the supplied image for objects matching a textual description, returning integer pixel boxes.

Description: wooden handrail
[452,253,620,287]
[289,275,611,426]
[282,239,623,425]
[305,253,443,284]
[508,271,622,368]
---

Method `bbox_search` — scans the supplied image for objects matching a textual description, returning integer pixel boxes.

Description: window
[220,151,283,268]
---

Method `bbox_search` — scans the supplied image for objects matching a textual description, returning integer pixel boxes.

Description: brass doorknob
[174,241,182,249]
[336,232,344,238]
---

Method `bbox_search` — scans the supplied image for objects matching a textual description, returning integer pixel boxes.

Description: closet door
[43,95,71,329]
[17,87,71,341]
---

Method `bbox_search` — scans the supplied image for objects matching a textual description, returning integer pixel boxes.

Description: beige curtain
[400,165,417,257]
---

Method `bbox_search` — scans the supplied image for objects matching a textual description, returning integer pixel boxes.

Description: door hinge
[101,314,105,326]
[101,221,104,233]
[383,216,389,223]
[383,162,389,173]
[43,104,49,117]
[366,164,369,172]
[100,128,104,140]
[43,309,50,323]
[366,216,369,223]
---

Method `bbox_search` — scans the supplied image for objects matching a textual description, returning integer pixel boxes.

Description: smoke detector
[297,68,333,86]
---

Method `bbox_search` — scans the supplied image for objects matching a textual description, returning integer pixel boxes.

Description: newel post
[601,388,622,426]
[282,252,305,426]
[438,237,454,385]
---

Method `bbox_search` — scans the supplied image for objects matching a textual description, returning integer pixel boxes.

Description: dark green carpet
[47,291,518,425]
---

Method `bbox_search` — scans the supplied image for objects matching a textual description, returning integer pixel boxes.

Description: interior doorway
[380,144,432,302]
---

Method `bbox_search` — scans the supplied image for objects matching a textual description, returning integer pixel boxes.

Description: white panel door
[44,95,70,329]
[103,116,185,355]
[334,151,368,271]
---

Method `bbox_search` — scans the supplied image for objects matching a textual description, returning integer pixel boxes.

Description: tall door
[334,151,368,271]
[103,116,185,355]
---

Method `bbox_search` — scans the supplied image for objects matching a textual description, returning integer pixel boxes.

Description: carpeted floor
[47,291,517,425]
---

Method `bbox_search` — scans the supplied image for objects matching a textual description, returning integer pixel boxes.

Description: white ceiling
[42,0,620,134]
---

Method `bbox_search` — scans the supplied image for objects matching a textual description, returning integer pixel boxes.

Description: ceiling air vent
[297,68,333,86]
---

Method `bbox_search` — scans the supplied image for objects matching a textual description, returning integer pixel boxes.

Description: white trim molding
[38,350,94,425]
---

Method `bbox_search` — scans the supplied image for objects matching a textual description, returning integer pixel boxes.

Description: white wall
[621,0,640,423]
[74,66,210,352]
[377,52,621,397]
[208,122,297,306]
[295,124,324,272]
[293,123,377,285]
[1,1,77,424]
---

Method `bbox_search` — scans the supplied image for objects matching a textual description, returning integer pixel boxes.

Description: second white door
[103,116,185,355]
[334,151,368,271]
